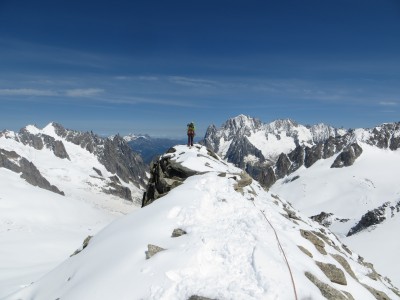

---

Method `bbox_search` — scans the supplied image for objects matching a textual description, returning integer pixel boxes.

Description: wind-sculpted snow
[6,145,399,299]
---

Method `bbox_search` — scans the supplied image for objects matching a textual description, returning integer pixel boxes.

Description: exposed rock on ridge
[347,201,400,236]
[0,148,64,195]
[52,123,147,188]
[18,128,70,160]
[142,147,199,207]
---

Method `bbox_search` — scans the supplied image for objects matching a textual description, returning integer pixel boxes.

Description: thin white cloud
[87,93,203,108]
[65,88,104,97]
[379,101,398,106]
[137,76,159,81]
[0,88,57,96]
[168,76,218,88]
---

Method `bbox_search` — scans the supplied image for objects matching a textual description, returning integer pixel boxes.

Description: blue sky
[0,0,399,137]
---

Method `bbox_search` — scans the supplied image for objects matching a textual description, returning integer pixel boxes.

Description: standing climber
[187,122,195,147]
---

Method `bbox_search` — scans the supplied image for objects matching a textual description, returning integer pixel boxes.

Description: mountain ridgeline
[0,123,148,202]
[203,115,400,188]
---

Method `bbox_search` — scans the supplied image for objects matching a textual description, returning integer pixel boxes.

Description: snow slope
[6,145,399,299]
[0,124,145,297]
[0,168,118,298]
[271,143,400,287]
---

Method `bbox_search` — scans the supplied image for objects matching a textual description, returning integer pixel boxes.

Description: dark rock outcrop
[0,148,64,195]
[347,202,389,236]
[52,123,147,189]
[224,137,265,169]
[366,123,400,150]
[145,244,165,259]
[188,296,216,300]
[102,181,132,201]
[71,235,93,256]
[18,128,70,160]
[172,228,187,237]
[304,272,349,300]
[310,212,334,227]
[300,229,327,255]
[142,147,198,207]
[315,261,347,285]
[331,143,363,168]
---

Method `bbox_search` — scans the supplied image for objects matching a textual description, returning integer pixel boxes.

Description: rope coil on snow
[252,201,298,300]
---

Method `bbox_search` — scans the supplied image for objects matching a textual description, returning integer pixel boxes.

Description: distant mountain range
[124,134,186,164]
[2,117,400,297]
[1,123,148,203]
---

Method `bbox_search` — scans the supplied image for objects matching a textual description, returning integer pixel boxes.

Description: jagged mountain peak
[203,115,342,168]
[222,114,262,135]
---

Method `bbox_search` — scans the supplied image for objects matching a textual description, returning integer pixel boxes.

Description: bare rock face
[304,272,349,300]
[0,148,64,195]
[316,261,347,285]
[52,123,148,189]
[224,137,265,169]
[71,235,93,256]
[362,284,391,300]
[171,228,187,237]
[145,244,165,259]
[366,123,400,150]
[331,254,357,280]
[187,296,216,300]
[260,135,351,188]
[300,229,327,255]
[347,203,389,236]
[331,143,363,168]
[142,147,198,207]
[310,212,334,227]
[18,128,70,160]
[274,153,291,179]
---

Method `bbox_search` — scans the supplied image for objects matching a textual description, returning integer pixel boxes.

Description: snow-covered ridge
[7,144,399,299]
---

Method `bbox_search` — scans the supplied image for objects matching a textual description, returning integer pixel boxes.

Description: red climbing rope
[252,201,299,300]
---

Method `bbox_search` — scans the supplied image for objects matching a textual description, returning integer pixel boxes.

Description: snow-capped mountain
[264,122,400,188]
[0,123,150,297]
[0,123,148,203]
[115,133,151,143]
[6,145,400,299]
[203,114,346,169]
